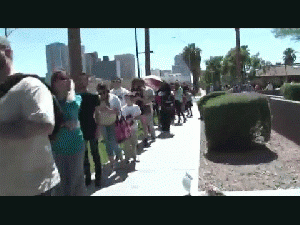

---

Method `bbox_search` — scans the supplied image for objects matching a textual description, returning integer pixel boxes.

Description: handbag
[115,115,132,143]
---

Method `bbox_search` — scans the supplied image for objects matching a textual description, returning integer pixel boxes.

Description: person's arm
[0,117,53,139]
[0,78,55,139]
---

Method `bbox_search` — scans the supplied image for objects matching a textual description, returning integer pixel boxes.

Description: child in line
[121,93,142,164]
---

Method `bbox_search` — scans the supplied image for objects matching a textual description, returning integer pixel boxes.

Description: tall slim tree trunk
[235,28,241,84]
[68,28,82,90]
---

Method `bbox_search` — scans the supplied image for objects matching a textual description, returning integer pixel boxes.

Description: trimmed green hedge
[197,91,227,116]
[202,92,271,151]
[281,83,300,101]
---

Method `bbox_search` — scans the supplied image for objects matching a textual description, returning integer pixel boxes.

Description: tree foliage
[205,56,223,90]
[283,47,297,65]
[272,28,300,41]
[222,45,251,85]
[182,43,202,93]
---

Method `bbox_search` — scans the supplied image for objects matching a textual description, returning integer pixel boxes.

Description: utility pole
[235,28,241,84]
[145,28,151,76]
[68,28,82,88]
[135,28,141,78]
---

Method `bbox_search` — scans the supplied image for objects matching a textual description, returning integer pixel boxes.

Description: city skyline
[2,28,300,78]
[45,41,136,82]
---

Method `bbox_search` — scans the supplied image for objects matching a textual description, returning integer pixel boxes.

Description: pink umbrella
[144,75,163,91]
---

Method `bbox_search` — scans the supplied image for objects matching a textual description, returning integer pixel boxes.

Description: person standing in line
[131,78,155,147]
[94,83,123,170]
[0,36,60,196]
[159,82,175,138]
[121,93,142,164]
[184,87,193,118]
[50,70,87,196]
[110,77,129,108]
[174,81,186,124]
[76,73,102,188]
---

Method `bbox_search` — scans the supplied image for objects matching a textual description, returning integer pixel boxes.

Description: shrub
[281,83,300,101]
[202,92,271,151]
[197,91,227,116]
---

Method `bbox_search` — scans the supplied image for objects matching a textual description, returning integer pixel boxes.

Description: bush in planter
[281,83,300,101]
[197,91,227,117]
[202,92,271,151]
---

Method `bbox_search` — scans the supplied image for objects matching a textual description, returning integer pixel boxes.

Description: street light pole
[145,28,151,76]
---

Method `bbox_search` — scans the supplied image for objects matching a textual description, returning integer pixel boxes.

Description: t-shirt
[174,86,183,102]
[110,87,129,108]
[78,92,100,140]
[121,104,141,131]
[0,77,60,196]
[108,93,122,115]
[186,92,193,102]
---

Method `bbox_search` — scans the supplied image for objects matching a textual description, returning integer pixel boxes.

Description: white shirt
[0,77,60,196]
[110,87,129,108]
[108,93,122,113]
[121,104,141,131]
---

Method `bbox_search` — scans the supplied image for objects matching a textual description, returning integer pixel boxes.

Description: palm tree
[235,28,241,84]
[182,43,202,93]
[283,48,297,66]
[68,28,83,86]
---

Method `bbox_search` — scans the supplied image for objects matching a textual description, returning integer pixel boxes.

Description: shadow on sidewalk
[87,162,137,196]
[87,139,156,196]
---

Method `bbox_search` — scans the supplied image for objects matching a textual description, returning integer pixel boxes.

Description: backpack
[0,73,64,141]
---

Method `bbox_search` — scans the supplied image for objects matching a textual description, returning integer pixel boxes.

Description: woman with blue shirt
[50,70,87,196]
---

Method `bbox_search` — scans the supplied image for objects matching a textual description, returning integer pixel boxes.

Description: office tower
[84,51,100,75]
[92,57,121,81]
[45,42,69,84]
[45,42,85,84]
[114,54,136,79]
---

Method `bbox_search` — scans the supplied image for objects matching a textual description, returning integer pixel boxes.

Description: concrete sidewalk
[91,99,201,196]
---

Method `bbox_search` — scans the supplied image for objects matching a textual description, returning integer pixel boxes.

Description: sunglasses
[56,76,70,82]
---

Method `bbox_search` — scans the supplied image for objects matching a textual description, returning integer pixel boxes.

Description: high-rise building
[45,42,69,84]
[92,57,121,81]
[172,53,191,77]
[171,53,192,84]
[84,51,100,75]
[114,54,136,79]
[45,42,85,85]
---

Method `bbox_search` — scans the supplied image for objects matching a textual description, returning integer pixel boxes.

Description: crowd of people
[0,36,194,196]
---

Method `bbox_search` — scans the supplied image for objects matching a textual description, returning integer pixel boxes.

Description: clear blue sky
[1,28,300,78]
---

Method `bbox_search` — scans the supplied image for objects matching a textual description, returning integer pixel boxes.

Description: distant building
[162,73,192,84]
[150,68,160,77]
[114,54,136,80]
[92,58,121,80]
[45,42,69,84]
[84,51,100,75]
[45,42,85,85]
[172,54,191,77]
[256,64,300,84]
[160,70,172,77]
